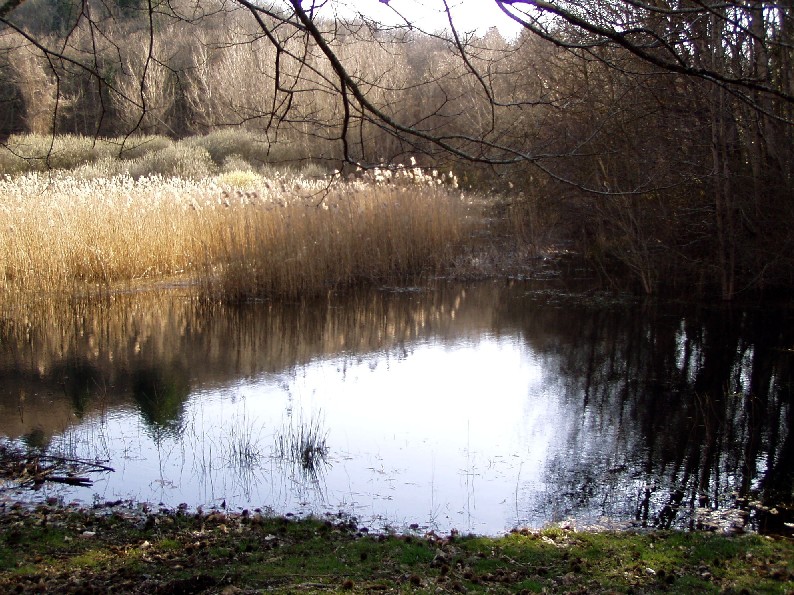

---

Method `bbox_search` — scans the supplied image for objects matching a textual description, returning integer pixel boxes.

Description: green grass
[0,506,792,593]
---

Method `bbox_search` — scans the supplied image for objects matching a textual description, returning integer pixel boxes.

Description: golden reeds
[0,165,470,300]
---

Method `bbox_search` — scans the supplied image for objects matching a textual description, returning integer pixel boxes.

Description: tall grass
[273,411,329,483]
[0,143,471,300]
[213,171,467,301]
[1,172,207,292]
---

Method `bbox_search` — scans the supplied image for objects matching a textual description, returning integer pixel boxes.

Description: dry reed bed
[0,168,470,300]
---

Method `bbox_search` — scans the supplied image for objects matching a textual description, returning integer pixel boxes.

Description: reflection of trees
[0,283,488,439]
[131,367,190,440]
[2,283,791,530]
[507,296,793,531]
[20,427,47,451]
[52,358,104,418]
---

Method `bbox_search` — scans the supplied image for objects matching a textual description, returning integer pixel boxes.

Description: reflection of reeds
[273,411,329,482]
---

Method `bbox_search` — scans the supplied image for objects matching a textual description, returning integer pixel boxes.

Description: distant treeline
[1,0,793,299]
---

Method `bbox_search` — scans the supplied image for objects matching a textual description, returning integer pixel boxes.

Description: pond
[1,281,792,536]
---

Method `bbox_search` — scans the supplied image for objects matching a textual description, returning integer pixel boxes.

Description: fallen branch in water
[1,440,114,490]
[35,455,115,474]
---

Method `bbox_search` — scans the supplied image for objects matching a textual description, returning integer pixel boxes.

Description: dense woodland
[1,0,793,300]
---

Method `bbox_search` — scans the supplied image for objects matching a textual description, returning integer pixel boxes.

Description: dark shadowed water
[1,281,792,535]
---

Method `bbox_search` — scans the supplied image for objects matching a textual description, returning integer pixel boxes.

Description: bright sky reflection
[7,283,787,536]
[45,335,562,535]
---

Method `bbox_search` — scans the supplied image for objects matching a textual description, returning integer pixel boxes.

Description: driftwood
[0,441,114,489]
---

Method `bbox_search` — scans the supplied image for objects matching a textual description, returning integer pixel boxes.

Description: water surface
[1,282,792,535]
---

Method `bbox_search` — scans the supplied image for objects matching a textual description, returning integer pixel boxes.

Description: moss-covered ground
[1,503,792,594]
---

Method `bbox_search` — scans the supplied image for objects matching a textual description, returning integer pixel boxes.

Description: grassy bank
[0,504,792,594]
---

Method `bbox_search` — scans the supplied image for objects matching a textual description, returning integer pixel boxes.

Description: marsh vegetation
[1,133,480,301]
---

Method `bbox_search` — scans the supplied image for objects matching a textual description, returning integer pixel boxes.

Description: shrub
[0,134,178,175]
[126,144,216,179]
[186,129,272,167]
[116,135,174,160]
[220,154,255,173]
[0,134,121,173]
[216,169,261,188]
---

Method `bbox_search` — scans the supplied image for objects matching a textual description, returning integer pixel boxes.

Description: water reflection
[0,283,791,535]
[507,297,794,533]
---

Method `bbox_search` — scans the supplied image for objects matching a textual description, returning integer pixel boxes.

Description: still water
[1,282,792,535]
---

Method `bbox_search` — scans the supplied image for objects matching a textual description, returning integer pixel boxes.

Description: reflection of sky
[35,334,567,535]
[7,289,788,536]
[12,297,787,537]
